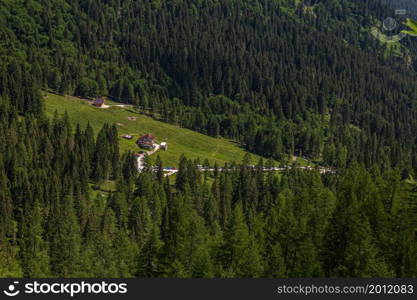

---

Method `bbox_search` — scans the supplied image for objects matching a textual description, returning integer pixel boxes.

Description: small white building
[160,142,168,151]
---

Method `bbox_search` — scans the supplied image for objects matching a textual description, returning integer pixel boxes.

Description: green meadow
[44,93,265,167]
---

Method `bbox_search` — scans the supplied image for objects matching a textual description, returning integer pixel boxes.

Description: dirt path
[137,148,334,176]
[110,104,133,108]
[137,144,161,172]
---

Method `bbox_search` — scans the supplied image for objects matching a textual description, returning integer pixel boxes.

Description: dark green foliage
[0,102,415,277]
[0,0,416,279]
[1,0,417,170]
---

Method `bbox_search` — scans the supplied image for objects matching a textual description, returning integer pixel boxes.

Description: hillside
[43,92,268,167]
[1,0,417,171]
[0,0,416,280]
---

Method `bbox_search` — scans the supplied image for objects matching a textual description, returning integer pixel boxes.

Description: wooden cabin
[93,98,105,107]
[137,133,156,150]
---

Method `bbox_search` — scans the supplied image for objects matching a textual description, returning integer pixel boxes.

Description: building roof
[138,133,155,141]
[93,98,105,106]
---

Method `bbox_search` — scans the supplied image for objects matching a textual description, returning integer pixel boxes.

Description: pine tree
[0,161,13,239]
[155,155,164,183]
[219,173,232,228]
[48,194,82,277]
[222,203,263,277]
[0,244,22,277]
[136,223,163,277]
[20,200,50,277]
[324,167,394,277]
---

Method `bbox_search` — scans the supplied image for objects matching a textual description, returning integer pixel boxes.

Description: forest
[0,0,416,277]
[0,104,415,277]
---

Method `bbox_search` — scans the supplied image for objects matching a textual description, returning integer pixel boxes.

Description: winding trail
[136,146,334,177]
[137,144,160,172]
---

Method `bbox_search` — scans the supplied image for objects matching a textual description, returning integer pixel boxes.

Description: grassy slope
[43,93,265,167]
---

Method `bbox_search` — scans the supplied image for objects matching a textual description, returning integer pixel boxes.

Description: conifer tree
[136,223,163,278]
[20,200,50,277]
[49,194,82,277]
[223,203,263,277]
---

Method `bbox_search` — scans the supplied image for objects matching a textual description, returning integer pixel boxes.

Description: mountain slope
[0,0,416,171]
[0,0,416,279]
[43,92,268,167]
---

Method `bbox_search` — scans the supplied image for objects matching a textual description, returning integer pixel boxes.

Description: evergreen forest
[0,0,416,278]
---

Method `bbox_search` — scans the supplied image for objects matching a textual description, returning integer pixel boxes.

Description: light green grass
[44,93,265,167]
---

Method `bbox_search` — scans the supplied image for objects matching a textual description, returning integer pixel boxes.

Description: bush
[75,78,99,98]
